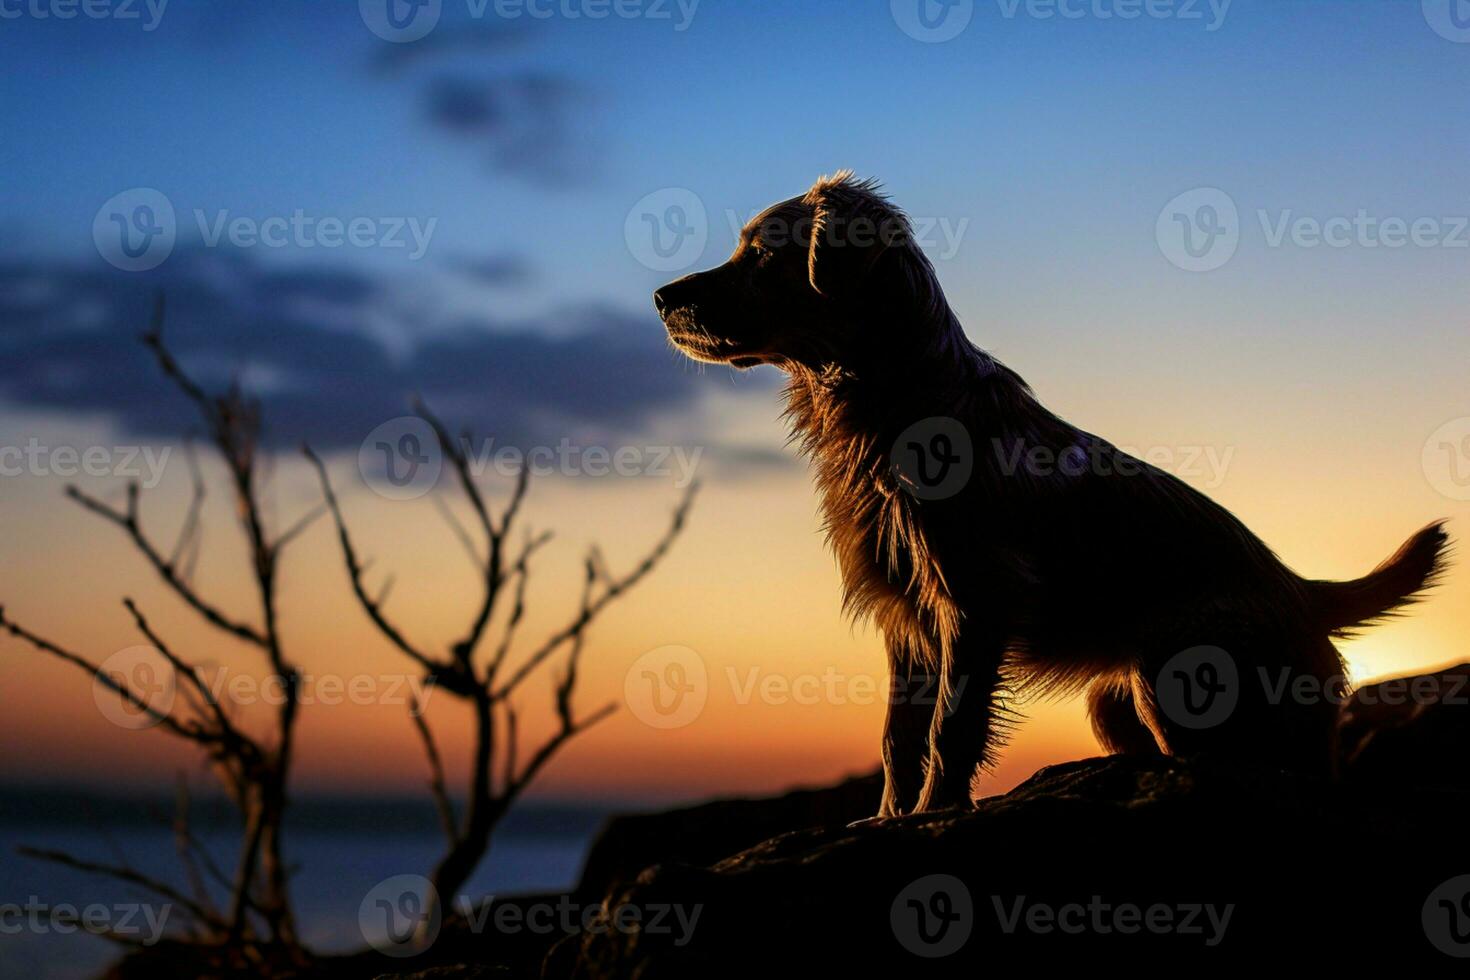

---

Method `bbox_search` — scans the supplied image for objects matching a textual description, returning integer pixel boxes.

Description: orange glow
[1,390,1464,806]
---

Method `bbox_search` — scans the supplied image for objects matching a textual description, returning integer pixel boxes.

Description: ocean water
[0,794,609,980]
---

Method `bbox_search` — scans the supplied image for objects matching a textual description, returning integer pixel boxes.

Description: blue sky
[3,0,1470,451]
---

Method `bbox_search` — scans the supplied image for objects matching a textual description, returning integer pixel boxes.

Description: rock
[365,775,882,980]
[555,752,1469,975]
[571,770,883,902]
[1339,661,1470,792]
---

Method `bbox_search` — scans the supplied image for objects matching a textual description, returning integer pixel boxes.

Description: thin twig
[494,483,697,700]
[18,846,225,930]
[303,446,438,672]
[409,694,457,844]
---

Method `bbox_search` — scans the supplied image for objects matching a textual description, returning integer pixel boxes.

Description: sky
[1,0,1469,805]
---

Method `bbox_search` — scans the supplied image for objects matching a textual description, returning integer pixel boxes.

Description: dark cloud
[427,76,504,132]
[419,70,595,186]
[450,254,535,288]
[0,249,780,462]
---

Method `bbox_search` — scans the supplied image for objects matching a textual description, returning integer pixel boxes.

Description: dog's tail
[1305,521,1451,638]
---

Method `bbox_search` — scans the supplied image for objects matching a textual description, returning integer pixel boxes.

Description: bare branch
[485,528,554,682]
[0,608,200,740]
[65,486,268,648]
[433,494,484,569]
[169,437,207,579]
[416,403,535,667]
[274,503,327,553]
[171,777,238,907]
[303,446,438,673]
[493,483,698,700]
[414,403,498,545]
[173,777,220,921]
[505,701,617,804]
[122,599,249,752]
[18,846,225,931]
[409,694,457,845]
[500,700,519,799]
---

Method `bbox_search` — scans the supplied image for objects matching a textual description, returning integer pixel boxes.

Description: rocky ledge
[550,661,1470,974]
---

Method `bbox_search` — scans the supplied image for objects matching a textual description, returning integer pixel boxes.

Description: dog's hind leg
[879,639,934,817]
[1087,672,1166,756]
[914,630,1008,812]
[1139,626,1342,777]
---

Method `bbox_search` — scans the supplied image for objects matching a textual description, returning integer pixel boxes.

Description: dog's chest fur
[785,372,967,665]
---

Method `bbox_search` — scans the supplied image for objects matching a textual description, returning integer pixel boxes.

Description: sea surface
[0,788,615,980]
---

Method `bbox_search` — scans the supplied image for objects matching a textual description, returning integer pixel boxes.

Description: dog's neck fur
[777,173,1044,659]
[781,268,1001,661]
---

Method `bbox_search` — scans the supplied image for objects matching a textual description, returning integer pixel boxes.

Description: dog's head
[654,171,944,371]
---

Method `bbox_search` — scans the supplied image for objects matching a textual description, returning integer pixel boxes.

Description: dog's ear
[804,171,910,301]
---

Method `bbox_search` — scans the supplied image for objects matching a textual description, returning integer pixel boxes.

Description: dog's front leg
[878,638,933,817]
[914,629,1006,812]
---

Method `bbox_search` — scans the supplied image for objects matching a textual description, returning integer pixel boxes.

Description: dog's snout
[654,274,703,317]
